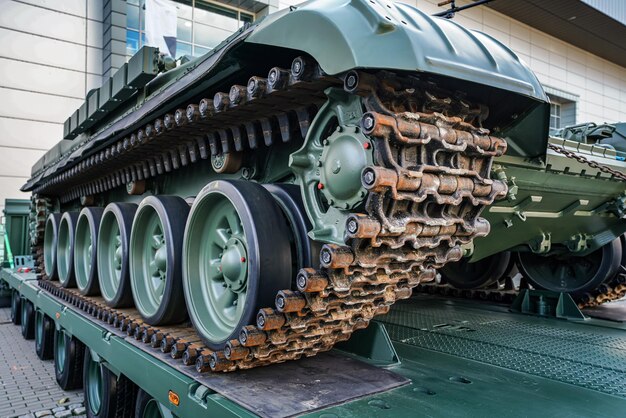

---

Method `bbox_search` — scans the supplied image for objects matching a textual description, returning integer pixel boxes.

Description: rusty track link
[35,63,507,372]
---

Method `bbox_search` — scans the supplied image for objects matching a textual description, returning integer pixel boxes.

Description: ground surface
[0,308,84,418]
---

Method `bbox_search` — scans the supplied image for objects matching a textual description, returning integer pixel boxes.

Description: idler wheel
[183,180,292,349]
[440,252,512,289]
[98,203,137,308]
[57,211,80,288]
[43,213,62,280]
[130,196,189,325]
[516,238,621,296]
[74,207,104,296]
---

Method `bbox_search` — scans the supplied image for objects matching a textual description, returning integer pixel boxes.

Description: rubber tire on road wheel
[44,213,62,280]
[134,389,166,418]
[98,203,137,308]
[57,211,80,288]
[440,252,512,290]
[74,207,104,296]
[83,349,135,418]
[20,299,35,339]
[183,180,293,350]
[10,290,21,325]
[35,311,54,360]
[130,196,189,325]
[54,328,85,390]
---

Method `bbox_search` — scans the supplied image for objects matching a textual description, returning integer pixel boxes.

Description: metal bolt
[347,219,358,234]
[276,295,285,309]
[321,249,332,265]
[346,73,357,90]
[257,313,265,328]
[362,115,375,131]
[239,329,247,343]
[297,273,307,289]
[363,169,375,186]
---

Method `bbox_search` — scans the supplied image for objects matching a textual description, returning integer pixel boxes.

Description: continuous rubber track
[34,64,509,372]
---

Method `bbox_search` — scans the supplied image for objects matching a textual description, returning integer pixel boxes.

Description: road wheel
[98,203,137,308]
[74,207,104,296]
[44,213,62,280]
[183,180,292,349]
[130,196,189,325]
[35,311,54,360]
[57,212,80,288]
[54,328,85,390]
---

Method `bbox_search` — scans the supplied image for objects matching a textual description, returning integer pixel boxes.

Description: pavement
[0,308,84,418]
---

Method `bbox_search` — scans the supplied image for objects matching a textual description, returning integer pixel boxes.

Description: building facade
[0,0,626,212]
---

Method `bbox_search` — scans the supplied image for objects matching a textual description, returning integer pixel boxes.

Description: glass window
[127,4,140,30]
[176,42,192,59]
[550,102,561,130]
[194,23,230,48]
[126,0,255,59]
[127,29,140,56]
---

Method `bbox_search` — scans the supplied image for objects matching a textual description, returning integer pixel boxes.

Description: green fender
[248,0,547,102]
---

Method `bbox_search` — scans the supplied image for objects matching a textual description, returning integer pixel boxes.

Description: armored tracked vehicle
[23,0,626,379]
[441,121,626,306]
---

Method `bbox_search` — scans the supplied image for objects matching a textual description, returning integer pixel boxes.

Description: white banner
[145,0,177,58]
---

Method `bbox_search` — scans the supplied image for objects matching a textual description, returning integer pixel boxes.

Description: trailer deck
[3,268,626,417]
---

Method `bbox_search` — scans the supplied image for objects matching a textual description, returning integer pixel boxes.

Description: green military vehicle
[4,0,626,416]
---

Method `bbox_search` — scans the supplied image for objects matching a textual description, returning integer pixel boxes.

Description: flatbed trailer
[3,268,626,418]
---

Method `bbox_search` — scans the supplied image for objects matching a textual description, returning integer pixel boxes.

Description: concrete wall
[1,0,626,213]
[0,0,104,211]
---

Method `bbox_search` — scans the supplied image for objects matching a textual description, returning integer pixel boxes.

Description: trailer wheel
[130,196,189,325]
[83,350,135,418]
[74,207,104,296]
[440,252,513,289]
[98,203,137,308]
[10,290,21,325]
[134,389,168,418]
[44,213,62,280]
[183,180,292,349]
[517,238,622,296]
[35,311,54,360]
[57,211,80,288]
[20,299,35,339]
[54,328,85,390]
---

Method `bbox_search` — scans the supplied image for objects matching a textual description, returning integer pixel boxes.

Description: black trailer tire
[35,311,55,360]
[83,349,135,418]
[10,290,21,325]
[134,389,166,418]
[20,299,35,339]
[54,328,85,390]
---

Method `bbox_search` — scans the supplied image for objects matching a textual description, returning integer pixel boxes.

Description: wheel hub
[220,237,247,293]
[319,127,370,209]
